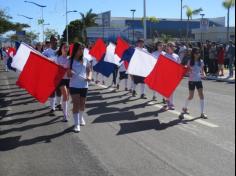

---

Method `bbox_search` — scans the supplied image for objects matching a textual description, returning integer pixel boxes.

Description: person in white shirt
[180,47,207,119]
[151,41,166,102]
[132,39,148,99]
[163,42,181,110]
[67,42,92,133]
[42,35,62,115]
[55,42,70,122]
[2,49,9,72]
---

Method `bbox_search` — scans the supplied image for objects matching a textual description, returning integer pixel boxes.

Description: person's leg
[183,90,194,113]
[197,82,207,118]
[49,92,56,112]
[56,87,62,109]
[71,93,80,132]
[140,84,147,99]
[61,86,69,121]
[79,89,88,126]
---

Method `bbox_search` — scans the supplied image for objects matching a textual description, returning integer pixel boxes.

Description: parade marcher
[180,47,207,119]
[132,39,148,99]
[55,42,70,122]
[151,41,166,101]
[43,35,61,115]
[68,42,92,133]
[163,42,181,110]
[117,62,128,91]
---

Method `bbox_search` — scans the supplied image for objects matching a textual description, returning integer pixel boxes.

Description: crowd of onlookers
[1,39,235,78]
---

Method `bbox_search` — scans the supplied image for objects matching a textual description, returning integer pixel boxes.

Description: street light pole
[24,1,46,42]
[200,13,205,43]
[181,0,183,21]
[131,9,136,44]
[65,0,77,45]
[18,14,33,44]
[143,0,147,41]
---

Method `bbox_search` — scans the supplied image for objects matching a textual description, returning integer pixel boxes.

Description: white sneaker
[74,125,80,133]
[80,117,86,126]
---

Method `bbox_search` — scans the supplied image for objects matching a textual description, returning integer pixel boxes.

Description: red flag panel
[145,55,187,98]
[17,52,66,103]
[89,38,106,61]
[115,37,130,58]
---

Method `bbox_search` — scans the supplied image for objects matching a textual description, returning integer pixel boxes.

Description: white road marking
[94,83,219,128]
[2,76,12,111]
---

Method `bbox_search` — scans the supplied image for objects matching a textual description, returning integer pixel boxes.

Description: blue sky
[1,0,235,40]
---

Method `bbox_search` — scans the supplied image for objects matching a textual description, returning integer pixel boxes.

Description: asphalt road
[0,64,235,176]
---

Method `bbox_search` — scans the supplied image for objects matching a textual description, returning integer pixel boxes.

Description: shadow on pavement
[0,127,73,151]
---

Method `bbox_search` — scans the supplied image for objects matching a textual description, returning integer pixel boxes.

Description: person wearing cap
[163,42,181,110]
[43,35,62,115]
[132,39,148,99]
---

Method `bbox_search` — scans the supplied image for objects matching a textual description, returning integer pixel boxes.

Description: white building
[192,27,235,43]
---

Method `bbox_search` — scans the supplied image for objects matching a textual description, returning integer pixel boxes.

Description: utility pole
[131,9,136,44]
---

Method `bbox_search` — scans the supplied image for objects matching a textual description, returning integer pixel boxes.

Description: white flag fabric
[83,48,94,62]
[127,48,157,77]
[11,43,39,71]
[104,43,121,66]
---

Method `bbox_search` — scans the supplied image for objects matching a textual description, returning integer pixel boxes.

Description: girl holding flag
[180,47,208,119]
[68,42,93,133]
[56,43,70,122]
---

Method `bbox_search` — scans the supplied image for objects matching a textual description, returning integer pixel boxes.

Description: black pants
[112,66,119,85]
[209,60,218,74]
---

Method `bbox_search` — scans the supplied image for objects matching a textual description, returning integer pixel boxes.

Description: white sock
[184,99,190,109]
[200,99,205,114]
[50,97,56,110]
[141,84,146,94]
[125,79,128,88]
[153,91,156,97]
[56,96,62,105]
[73,113,80,126]
[79,111,86,125]
[130,80,134,90]
[62,101,68,120]
[133,84,137,92]
[168,94,174,106]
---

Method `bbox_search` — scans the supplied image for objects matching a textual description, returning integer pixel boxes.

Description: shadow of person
[0,127,73,151]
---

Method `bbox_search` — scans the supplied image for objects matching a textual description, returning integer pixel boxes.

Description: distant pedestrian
[217,45,225,77]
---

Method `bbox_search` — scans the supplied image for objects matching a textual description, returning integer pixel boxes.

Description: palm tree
[80,9,97,44]
[183,6,203,40]
[223,0,235,42]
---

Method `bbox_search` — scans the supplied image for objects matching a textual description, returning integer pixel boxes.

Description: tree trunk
[186,17,190,41]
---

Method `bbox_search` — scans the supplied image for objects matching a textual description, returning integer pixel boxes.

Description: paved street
[0,65,235,176]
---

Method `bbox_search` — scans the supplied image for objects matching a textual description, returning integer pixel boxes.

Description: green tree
[44,28,59,41]
[0,9,29,35]
[80,9,98,44]
[148,16,159,39]
[183,6,203,40]
[62,20,83,44]
[160,34,172,43]
[223,0,235,42]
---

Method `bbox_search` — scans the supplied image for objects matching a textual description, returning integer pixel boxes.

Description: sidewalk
[206,70,235,83]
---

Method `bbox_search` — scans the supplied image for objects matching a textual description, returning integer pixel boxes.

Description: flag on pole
[89,38,106,61]
[104,43,121,66]
[145,55,188,98]
[115,37,130,58]
[127,48,157,77]
[12,43,39,72]
[17,52,66,104]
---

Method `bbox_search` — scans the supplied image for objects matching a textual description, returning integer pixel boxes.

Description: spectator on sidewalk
[209,42,218,76]
[226,41,235,78]
[217,45,225,77]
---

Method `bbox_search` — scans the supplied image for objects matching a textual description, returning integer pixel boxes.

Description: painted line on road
[95,83,219,128]
[147,102,219,128]
[1,75,12,111]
